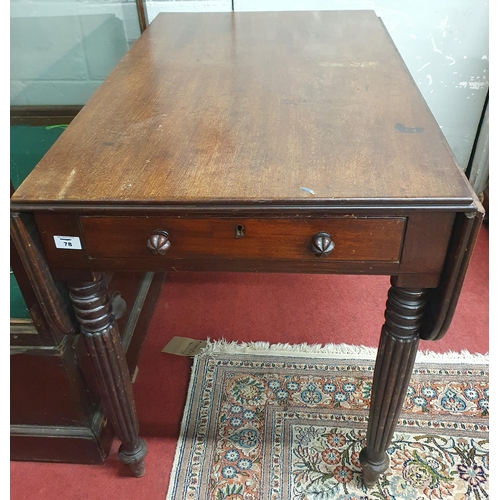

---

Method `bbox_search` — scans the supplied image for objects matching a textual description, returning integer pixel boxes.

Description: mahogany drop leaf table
[10,11,483,486]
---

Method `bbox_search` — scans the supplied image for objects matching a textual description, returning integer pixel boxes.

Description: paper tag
[162,336,207,357]
[53,235,82,250]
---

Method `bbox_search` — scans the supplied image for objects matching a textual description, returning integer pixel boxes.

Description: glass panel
[10,271,31,319]
[10,0,142,106]
[10,124,67,320]
[10,125,66,189]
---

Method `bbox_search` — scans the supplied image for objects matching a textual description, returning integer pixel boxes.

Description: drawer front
[79,216,406,262]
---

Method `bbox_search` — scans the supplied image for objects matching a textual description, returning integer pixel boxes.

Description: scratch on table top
[395,123,425,134]
[319,61,379,68]
[56,169,76,199]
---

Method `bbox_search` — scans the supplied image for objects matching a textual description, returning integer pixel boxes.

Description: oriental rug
[166,342,489,500]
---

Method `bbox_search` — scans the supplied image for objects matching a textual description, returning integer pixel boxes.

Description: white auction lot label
[53,235,82,250]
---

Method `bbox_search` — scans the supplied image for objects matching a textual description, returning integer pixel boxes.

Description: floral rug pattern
[166,350,488,500]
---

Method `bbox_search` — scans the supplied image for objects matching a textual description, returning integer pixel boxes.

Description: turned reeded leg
[68,273,147,477]
[360,278,427,487]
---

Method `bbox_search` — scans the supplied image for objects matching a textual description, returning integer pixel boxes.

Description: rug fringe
[165,358,202,500]
[199,339,489,364]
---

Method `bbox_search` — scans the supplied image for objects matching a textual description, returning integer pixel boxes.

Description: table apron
[32,212,455,286]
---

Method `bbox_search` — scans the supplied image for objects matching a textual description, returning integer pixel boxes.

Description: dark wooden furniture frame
[10,106,83,127]
[10,11,483,486]
[11,174,164,464]
[10,124,161,463]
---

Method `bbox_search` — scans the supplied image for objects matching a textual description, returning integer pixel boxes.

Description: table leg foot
[68,273,147,477]
[361,278,427,487]
[359,448,390,488]
[119,438,148,477]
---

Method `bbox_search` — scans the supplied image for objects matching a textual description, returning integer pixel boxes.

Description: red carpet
[10,225,488,499]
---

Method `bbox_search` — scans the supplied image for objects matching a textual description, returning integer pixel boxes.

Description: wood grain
[360,281,427,486]
[67,274,147,477]
[11,11,474,208]
[79,216,406,262]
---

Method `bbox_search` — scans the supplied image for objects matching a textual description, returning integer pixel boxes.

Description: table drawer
[80,216,406,262]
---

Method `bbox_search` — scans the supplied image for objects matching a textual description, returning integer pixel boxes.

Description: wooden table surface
[11,10,473,208]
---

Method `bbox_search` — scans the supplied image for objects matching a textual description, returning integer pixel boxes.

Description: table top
[11,10,474,210]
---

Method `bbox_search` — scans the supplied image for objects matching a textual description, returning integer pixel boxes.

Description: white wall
[146,0,231,17]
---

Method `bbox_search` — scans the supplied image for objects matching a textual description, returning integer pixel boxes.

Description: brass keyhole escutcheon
[235,224,245,239]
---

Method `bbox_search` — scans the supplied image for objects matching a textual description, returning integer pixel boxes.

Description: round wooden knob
[311,232,334,257]
[147,230,171,255]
